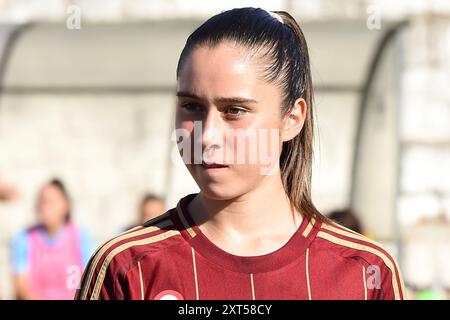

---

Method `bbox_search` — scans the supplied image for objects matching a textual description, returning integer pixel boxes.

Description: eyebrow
[176,91,258,104]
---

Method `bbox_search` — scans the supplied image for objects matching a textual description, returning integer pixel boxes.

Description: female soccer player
[77,7,406,300]
[11,178,96,299]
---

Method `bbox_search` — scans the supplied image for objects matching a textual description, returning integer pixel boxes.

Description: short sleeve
[10,231,30,274]
[78,227,97,268]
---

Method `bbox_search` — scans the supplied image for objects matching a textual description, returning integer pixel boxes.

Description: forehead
[143,199,163,206]
[40,185,62,196]
[177,42,272,98]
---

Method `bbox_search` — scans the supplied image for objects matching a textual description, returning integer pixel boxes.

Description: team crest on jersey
[154,290,184,300]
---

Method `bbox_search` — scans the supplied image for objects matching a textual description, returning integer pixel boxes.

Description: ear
[281,98,307,142]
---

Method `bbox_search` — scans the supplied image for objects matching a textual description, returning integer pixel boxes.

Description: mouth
[201,161,229,169]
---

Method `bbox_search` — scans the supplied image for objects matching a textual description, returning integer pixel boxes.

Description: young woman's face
[176,42,290,200]
[36,185,69,228]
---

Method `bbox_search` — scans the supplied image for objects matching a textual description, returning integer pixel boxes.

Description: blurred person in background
[328,208,375,239]
[138,193,166,224]
[124,193,166,231]
[328,208,363,233]
[10,178,96,300]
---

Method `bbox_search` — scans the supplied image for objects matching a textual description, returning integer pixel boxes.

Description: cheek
[58,200,68,215]
[175,109,193,131]
[38,199,51,214]
[43,199,66,216]
[254,114,283,164]
[225,125,282,168]
[175,112,195,160]
[38,204,56,223]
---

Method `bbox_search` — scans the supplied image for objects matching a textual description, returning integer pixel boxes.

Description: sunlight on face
[176,42,286,200]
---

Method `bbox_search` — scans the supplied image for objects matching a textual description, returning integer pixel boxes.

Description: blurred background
[0,0,449,300]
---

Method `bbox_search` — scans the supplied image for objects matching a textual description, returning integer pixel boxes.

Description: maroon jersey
[76,193,406,300]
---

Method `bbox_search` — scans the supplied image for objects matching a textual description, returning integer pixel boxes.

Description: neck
[189,174,302,240]
[44,222,65,238]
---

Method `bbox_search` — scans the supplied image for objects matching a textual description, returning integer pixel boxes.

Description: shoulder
[312,220,407,299]
[76,209,182,300]
[10,229,30,259]
[11,229,29,245]
[10,228,37,273]
[10,226,38,248]
[314,221,395,264]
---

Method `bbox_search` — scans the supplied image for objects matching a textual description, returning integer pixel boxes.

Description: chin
[198,183,242,201]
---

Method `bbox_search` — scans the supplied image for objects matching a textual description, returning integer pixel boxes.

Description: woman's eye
[225,106,247,117]
[181,103,204,113]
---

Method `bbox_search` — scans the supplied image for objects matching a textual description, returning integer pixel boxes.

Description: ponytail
[275,11,325,222]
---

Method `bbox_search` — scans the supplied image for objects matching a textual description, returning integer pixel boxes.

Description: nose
[201,108,224,156]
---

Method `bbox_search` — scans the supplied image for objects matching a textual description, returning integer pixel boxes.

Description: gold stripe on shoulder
[79,217,173,300]
[322,222,386,250]
[176,201,196,238]
[327,220,361,235]
[123,225,143,234]
[317,231,401,300]
[321,223,407,299]
[90,229,180,300]
[302,217,316,238]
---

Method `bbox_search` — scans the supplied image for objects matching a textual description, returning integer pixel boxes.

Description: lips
[201,161,229,169]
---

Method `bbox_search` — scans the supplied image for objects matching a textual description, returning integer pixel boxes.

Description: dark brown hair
[176,7,325,222]
[328,209,363,233]
[48,178,71,222]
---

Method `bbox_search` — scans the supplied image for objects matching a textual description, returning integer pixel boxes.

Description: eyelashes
[180,102,204,113]
[179,103,249,120]
[225,106,248,118]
